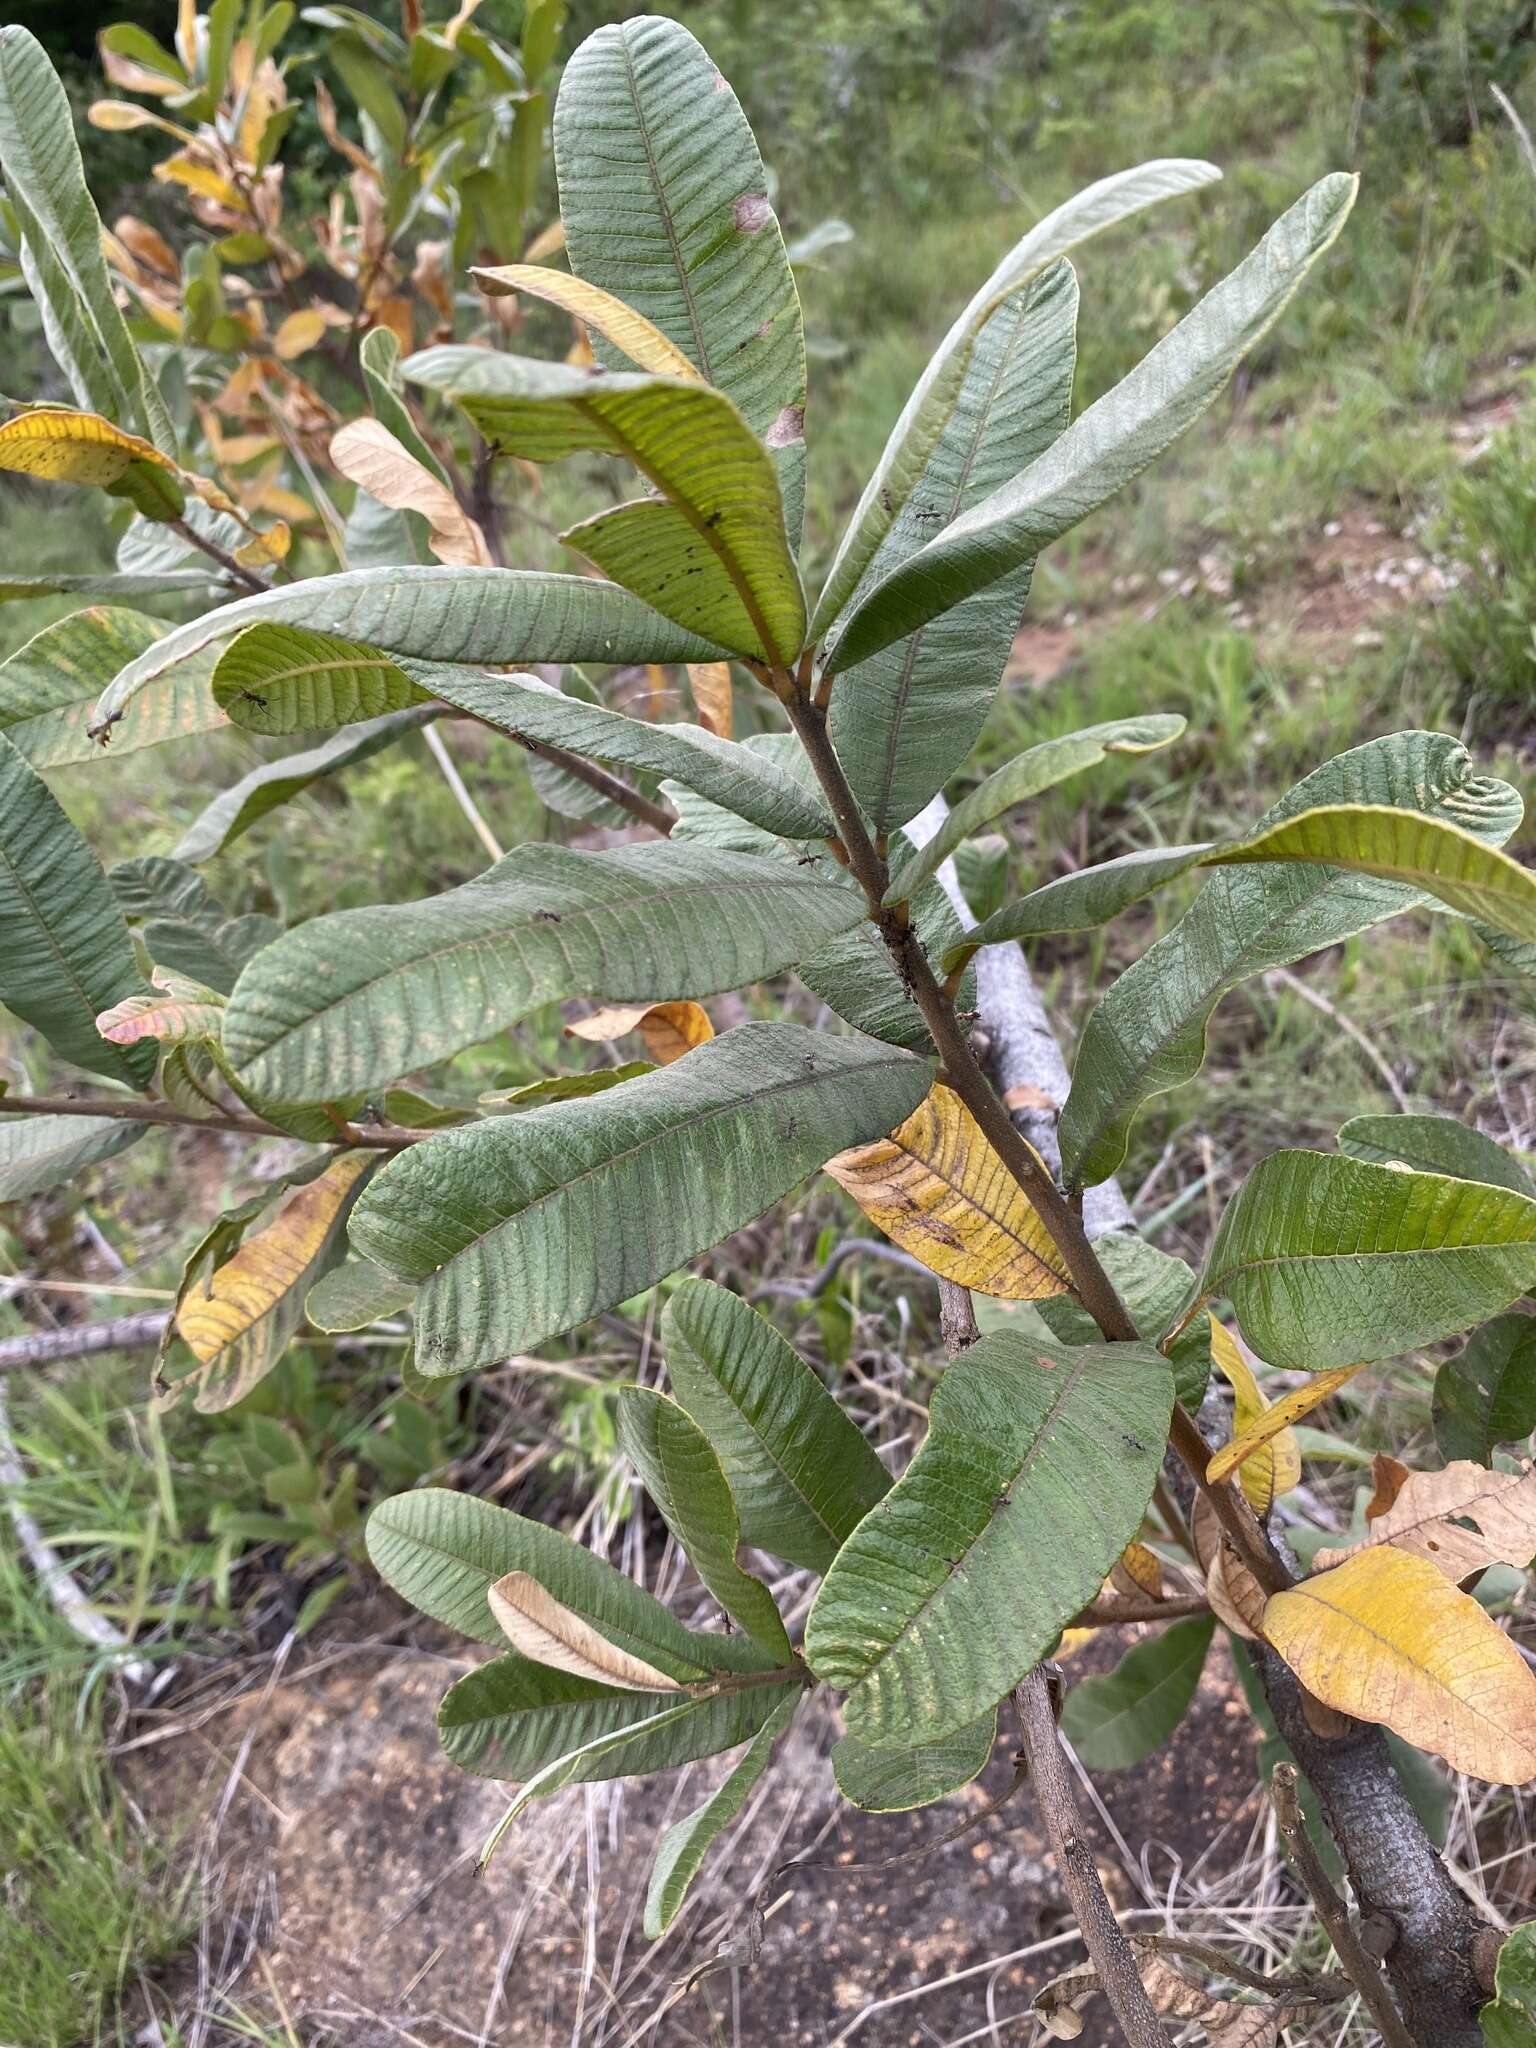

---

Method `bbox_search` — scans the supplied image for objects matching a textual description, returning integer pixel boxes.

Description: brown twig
[0,1309,170,1374]
[0,1094,426,1150]
[167,516,269,595]
[1071,1593,1211,1627]
[1014,1667,1168,2048]
[1269,1761,1416,2048]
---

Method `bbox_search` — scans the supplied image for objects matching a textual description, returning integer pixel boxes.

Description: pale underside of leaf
[486,1570,682,1693]
[470,262,701,380]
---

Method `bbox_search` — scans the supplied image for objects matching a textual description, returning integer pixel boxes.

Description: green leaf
[886,715,1185,904]
[825,263,1079,836]
[616,1387,792,1659]
[210,623,427,733]
[1060,731,1524,1187]
[1197,1151,1536,1369]
[828,174,1357,678]
[0,607,222,767]
[1481,1918,1536,2048]
[304,1257,416,1332]
[350,1023,932,1373]
[419,662,836,842]
[0,27,175,452]
[554,15,806,544]
[438,1649,795,1786]
[832,1710,997,1813]
[110,856,277,996]
[0,1111,146,1199]
[645,1695,797,1936]
[804,1330,1175,1745]
[1434,1314,1536,1465]
[811,159,1219,643]
[365,1485,778,1671]
[223,842,867,1102]
[0,732,154,1088]
[1059,1616,1214,1770]
[1338,1114,1536,1198]
[943,843,1212,975]
[404,352,804,663]
[1209,805,1536,944]
[172,707,435,864]
[359,322,449,482]
[90,567,728,743]
[801,849,975,1053]
[661,1278,892,1574]
[0,570,212,604]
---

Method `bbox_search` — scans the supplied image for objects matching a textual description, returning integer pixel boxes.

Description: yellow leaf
[112,214,179,281]
[330,419,492,568]
[100,48,184,98]
[486,1571,681,1693]
[565,1001,714,1066]
[1315,1460,1536,1579]
[234,520,291,567]
[88,100,192,140]
[1263,1547,1536,1783]
[470,263,703,382]
[272,308,328,360]
[824,1082,1072,1299]
[175,1157,369,1410]
[1209,1319,1301,1514]
[1205,1360,1362,1486]
[154,153,244,209]
[0,410,183,518]
[688,660,733,738]
[1114,1541,1164,1599]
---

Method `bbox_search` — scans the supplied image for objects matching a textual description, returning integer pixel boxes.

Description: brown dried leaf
[330,419,491,567]
[688,661,733,738]
[1316,1459,1536,1579]
[486,1571,681,1693]
[1365,1451,1412,1524]
[565,1001,714,1066]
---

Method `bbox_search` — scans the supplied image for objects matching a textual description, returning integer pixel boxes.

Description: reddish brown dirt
[128,1611,1264,2047]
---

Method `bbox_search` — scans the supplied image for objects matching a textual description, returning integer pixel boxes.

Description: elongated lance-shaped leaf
[826,263,1079,836]
[350,1024,932,1374]
[1060,1616,1214,1770]
[365,1486,780,1674]
[471,263,702,381]
[223,842,866,1103]
[1337,1113,1536,1198]
[0,732,154,1088]
[1205,1362,1362,1487]
[942,843,1212,975]
[0,605,223,767]
[1208,804,1536,942]
[886,714,1185,904]
[89,566,728,741]
[438,1649,796,1785]
[1433,1313,1536,1465]
[0,1111,146,1200]
[805,1330,1174,1746]
[1060,730,1523,1187]
[487,1573,681,1691]
[554,14,806,544]
[0,569,213,604]
[173,707,436,864]
[359,326,448,484]
[811,159,1219,642]
[832,1710,997,1813]
[404,352,804,663]
[616,1388,792,1660]
[661,1279,891,1574]
[0,27,175,452]
[417,662,835,843]
[828,174,1357,678]
[1208,1319,1300,1514]
[645,1695,797,1936]
[1193,1150,1536,1369]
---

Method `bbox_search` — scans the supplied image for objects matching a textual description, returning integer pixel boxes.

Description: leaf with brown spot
[1209,1318,1301,1515]
[329,419,491,567]
[96,971,224,1046]
[1206,1361,1363,1487]
[565,1000,714,1066]
[1114,1541,1164,1600]
[0,408,184,519]
[487,1570,683,1692]
[823,1081,1072,1298]
[1263,1546,1536,1782]
[1315,1460,1536,1578]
